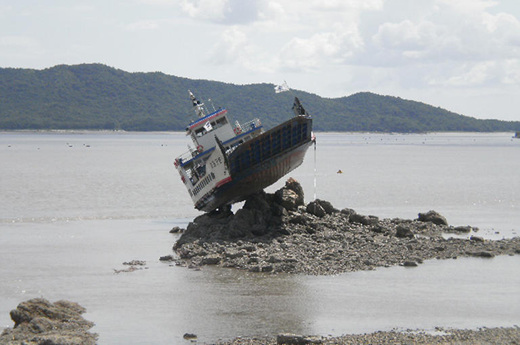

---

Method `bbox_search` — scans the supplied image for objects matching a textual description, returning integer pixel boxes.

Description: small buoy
[337,169,343,174]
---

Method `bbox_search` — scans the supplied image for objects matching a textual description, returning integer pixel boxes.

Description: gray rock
[471,251,495,258]
[275,188,299,211]
[417,210,448,225]
[349,213,379,226]
[285,177,305,206]
[453,225,472,233]
[395,225,414,238]
[306,201,326,218]
[402,261,418,267]
[340,208,356,218]
[1,298,97,345]
[169,226,183,233]
[315,199,338,214]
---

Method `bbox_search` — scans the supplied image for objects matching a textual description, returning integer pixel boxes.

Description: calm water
[1,131,519,344]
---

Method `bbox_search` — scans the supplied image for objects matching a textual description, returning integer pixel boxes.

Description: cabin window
[195,128,204,137]
[216,117,227,125]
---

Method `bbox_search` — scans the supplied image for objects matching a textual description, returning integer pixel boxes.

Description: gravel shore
[215,327,520,344]
[165,178,520,275]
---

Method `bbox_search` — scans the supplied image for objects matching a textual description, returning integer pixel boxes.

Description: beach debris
[114,260,148,274]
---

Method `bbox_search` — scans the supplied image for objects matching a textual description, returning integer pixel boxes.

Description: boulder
[417,210,448,225]
[402,261,418,267]
[453,225,472,233]
[275,188,300,211]
[315,199,338,214]
[340,208,356,218]
[349,213,379,226]
[2,298,97,345]
[306,201,326,218]
[169,226,183,234]
[285,177,305,206]
[470,235,485,242]
[395,225,414,238]
[471,251,495,258]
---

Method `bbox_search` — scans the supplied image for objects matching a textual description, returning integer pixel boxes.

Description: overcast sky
[1,0,520,121]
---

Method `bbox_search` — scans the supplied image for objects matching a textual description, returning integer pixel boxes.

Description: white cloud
[372,20,437,53]
[278,24,364,71]
[180,0,229,21]
[124,19,160,31]
[208,26,248,65]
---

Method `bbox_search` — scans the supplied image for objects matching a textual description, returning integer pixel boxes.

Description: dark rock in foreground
[169,178,520,275]
[0,298,97,345]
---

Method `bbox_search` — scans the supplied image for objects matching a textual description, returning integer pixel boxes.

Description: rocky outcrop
[167,178,520,275]
[0,298,97,345]
[418,210,448,225]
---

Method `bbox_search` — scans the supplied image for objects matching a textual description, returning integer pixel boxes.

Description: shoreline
[2,299,518,345]
[214,327,520,344]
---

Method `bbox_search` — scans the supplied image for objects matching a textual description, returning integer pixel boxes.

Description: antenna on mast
[188,90,207,118]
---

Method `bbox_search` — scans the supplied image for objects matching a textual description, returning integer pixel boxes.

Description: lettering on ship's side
[209,156,223,169]
[192,172,216,196]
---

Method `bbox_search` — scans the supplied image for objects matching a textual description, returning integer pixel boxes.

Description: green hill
[1,63,518,132]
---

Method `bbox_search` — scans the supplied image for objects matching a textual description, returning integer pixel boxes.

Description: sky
[1,0,520,121]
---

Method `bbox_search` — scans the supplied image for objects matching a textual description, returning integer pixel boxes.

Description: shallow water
[0,131,519,343]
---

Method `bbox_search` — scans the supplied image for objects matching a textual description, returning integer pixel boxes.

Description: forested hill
[1,64,518,132]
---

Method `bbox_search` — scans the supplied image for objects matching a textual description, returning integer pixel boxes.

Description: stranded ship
[174,91,314,212]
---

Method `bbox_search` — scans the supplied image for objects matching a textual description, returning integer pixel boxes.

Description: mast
[189,90,207,118]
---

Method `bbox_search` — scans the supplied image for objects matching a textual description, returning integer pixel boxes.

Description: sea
[1,131,519,344]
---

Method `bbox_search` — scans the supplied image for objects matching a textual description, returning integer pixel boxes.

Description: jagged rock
[183,333,197,340]
[285,177,305,206]
[314,199,338,214]
[1,298,97,345]
[417,210,448,225]
[276,188,300,211]
[288,213,308,225]
[306,201,326,218]
[159,255,174,261]
[395,225,414,238]
[170,226,183,233]
[340,208,356,218]
[349,213,379,226]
